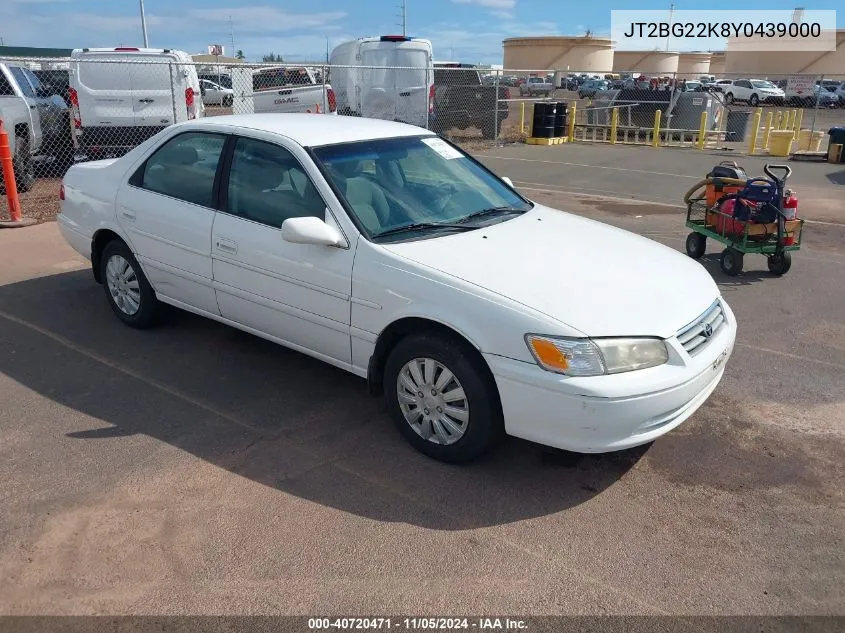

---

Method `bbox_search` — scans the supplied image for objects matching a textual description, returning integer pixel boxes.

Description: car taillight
[327,88,337,112]
[59,183,65,202]
[68,87,81,129]
[429,84,435,113]
[185,87,196,119]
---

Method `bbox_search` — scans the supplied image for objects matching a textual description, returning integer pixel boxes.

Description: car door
[7,66,44,146]
[211,134,356,365]
[130,55,179,126]
[117,130,228,315]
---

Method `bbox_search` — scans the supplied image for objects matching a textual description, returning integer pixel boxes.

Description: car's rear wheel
[100,239,161,328]
[223,94,233,107]
[749,94,759,106]
[383,332,503,463]
[725,92,734,104]
[11,135,35,193]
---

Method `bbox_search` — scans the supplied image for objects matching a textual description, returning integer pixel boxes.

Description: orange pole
[0,120,22,222]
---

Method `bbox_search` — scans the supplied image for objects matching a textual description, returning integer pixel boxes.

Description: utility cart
[683,163,803,276]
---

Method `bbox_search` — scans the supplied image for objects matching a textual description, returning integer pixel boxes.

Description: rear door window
[9,67,36,98]
[138,132,227,207]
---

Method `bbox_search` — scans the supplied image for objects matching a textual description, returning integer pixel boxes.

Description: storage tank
[613,51,679,75]
[503,36,614,73]
[709,52,727,77]
[677,52,712,78]
[725,29,845,76]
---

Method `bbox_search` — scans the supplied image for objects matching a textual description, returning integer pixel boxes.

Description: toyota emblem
[703,322,713,338]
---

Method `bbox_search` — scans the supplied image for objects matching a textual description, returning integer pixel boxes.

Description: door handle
[30,105,37,109]
[215,238,238,254]
[120,209,136,220]
[138,98,154,103]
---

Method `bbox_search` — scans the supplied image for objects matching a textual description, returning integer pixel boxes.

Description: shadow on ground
[0,270,655,530]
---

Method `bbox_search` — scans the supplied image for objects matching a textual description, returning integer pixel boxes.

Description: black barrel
[532,102,556,138]
[553,102,568,137]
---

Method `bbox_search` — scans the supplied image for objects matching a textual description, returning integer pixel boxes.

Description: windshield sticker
[422,137,463,160]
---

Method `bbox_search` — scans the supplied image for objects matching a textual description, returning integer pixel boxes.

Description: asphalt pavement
[0,143,843,617]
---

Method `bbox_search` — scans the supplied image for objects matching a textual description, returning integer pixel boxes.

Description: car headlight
[525,335,669,377]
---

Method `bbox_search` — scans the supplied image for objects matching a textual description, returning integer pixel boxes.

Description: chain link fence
[1,56,844,221]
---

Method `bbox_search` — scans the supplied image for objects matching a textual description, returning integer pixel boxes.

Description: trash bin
[725,110,751,143]
[829,127,845,146]
[768,130,795,157]
[796,129,824,152]
[531,102,556,138]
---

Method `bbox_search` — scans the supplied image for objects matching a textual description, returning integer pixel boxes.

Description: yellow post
[762,111,773,150]
[652,109,661,147]
[794,108,803,136]
[520,102,525,134]
[786,109,795,131]
[748,108,762,155]
[775,110,783,130]
[567,100,576,142]
[610,107,619,144]
[791,109,800,137]
[697,111,707,150]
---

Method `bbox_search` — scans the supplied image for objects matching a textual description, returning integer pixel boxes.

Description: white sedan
[57,114,736,463]
[200,79,234,107]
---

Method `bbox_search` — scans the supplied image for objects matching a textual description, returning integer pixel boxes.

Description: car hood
[381,205,720,338]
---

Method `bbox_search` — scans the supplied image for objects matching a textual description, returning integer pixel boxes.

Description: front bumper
[485,300,737,453]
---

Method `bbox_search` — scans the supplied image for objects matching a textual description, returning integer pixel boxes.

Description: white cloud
[490,11,514,20]
[451,0,517,8]
[186,6,346,33]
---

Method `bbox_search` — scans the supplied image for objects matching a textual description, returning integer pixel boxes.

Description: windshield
[751,80,776,89]
[313,135,532,241]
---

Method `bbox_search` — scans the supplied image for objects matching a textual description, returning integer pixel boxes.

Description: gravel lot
[0,143,843,617]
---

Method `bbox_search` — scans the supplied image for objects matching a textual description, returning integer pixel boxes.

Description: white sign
[786,74,815,96]
[422,137,463,160]
[207,44,225,56]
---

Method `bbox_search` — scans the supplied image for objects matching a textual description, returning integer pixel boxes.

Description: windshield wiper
[456,206,527,224]
[373,222,476,239]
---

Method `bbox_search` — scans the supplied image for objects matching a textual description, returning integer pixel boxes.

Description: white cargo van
[329,36,433,127]
[69,48,204,156]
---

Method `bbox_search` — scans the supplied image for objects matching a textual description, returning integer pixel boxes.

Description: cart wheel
[720,248,743,276]
[685,232,707,259]
[767,251,792,275]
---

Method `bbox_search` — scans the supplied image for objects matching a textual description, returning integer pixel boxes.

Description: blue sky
[1,0,841,64]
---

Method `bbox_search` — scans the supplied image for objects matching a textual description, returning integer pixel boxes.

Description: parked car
[430,63,509,139]
[777,79,839,107]
[1,62,74,183]
[243,66,336,115]
[578,79,610,98]
[200,79,233,107]
[682,80,703,92]
[198,73,233,90]
[520,76,554,97]
[722,78,784,106]
[329,35,432,126]
[69,47,204,157]
[57,113,736,463]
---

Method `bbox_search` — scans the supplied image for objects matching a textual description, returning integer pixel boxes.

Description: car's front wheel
[724,92,734,104]
[100,239,161,328]
[384,332,503,463]
[749,94,759,106]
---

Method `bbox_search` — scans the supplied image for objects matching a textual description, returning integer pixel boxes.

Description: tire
[725,92,734,104]
[685,232,707,259]
[767,251,792,275]
[99,239,161,329]
[749,94,759,106]
[383,331,503,463]
[719,248,743,276]
[10,135,35,193]
[223,95,233,107]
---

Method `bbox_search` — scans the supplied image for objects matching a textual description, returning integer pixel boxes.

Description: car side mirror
[281,215,346,247]
[501,176,514,188]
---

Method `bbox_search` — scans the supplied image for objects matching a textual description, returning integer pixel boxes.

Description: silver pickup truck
[519,76,555,97]
[234,66,337,115]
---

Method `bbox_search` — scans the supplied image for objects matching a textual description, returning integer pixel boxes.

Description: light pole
[139,0,149,47]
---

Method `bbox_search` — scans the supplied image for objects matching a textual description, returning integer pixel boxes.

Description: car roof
[193,114,435,147]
